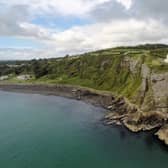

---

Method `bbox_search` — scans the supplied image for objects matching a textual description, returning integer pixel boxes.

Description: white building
[17,75,32,80]
[164,54,168,63]
[0,75,9,81]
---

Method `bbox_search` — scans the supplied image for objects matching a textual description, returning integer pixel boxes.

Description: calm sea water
[0,91,167,168]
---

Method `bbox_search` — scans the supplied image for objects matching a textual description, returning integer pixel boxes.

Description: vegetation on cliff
[1,44,167,99]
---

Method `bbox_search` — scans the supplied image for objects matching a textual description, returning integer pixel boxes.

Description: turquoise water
[0,91,167,168]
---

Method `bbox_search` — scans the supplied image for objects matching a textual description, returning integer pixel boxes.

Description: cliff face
[150,73,168,112]
[139,64,168,113]
[105,57,168,144]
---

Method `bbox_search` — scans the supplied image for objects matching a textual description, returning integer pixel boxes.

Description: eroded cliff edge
[105,61,168,145]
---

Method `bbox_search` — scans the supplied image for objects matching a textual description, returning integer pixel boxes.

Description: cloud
[0,0,168,60]
[116,0,132,9]
[0,1,115,41]
[0,4,60,43]
[0,0,133,18]
[46,19,168,53]
[132,0,168,22]
[0,5,29,36]
[1,18,167,60]
[0,48,62,60]
[0,0,113,16]
[90,0,131,21]
[90,0,168,24]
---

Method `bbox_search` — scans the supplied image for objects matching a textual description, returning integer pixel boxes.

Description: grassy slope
[2,45,168,102]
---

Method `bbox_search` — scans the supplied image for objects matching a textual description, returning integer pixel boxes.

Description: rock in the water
[156,124,168,145]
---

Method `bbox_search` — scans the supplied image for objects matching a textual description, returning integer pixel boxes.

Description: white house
[164,54,168,63]
[17,75,32,80]
[0,75,9,81]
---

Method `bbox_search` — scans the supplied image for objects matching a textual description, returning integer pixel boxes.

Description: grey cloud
[130,0,168,23]
[0,4,53,41]
[0,4,30,36]
[90,0,168,24]
[90,0,130,21]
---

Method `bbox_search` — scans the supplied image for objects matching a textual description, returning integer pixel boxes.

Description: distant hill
[115,44,168,50]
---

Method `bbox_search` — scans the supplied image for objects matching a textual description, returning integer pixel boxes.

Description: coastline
[0,82,167,145]
[0,83,119,109]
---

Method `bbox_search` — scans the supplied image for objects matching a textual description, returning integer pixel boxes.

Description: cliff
[101,47,168,144]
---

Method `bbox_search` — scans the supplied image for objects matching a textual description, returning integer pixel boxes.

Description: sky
[0,0,168,60]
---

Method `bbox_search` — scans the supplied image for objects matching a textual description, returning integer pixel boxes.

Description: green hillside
[0,44,168,103]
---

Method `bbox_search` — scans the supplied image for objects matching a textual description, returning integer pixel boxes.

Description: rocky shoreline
[0,83,167,145]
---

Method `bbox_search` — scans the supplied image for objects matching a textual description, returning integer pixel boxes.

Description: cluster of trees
[0,59,50,78]
[0,64,14,76]
[116,44,168,50]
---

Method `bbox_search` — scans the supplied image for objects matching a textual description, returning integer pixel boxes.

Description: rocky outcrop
[105,107,168,132]
[156,124,168,145]
[151,72,168,113]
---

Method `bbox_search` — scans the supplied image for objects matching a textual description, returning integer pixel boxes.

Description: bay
[0,91,167,168]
